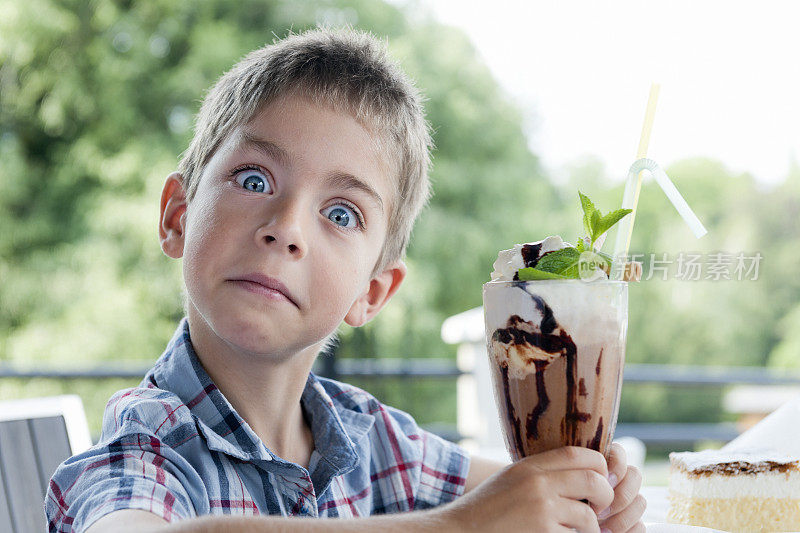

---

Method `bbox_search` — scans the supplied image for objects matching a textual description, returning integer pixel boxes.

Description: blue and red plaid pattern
[45,318,470,532]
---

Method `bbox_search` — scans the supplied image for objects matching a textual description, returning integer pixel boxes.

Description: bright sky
[418,0,800,187]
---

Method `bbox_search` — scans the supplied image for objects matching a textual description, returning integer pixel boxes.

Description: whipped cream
[490,235,615,282]
[490,235,569,281]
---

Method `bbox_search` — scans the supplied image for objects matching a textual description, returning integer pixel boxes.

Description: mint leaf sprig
[516,192,632,281]
[579,191,632,252]
[517,267,567,280]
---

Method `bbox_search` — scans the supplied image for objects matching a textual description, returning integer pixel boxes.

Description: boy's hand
[439,446,615,532]
[598,442,647,532]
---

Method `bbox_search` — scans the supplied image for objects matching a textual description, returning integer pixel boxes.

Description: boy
[46,27,645,532]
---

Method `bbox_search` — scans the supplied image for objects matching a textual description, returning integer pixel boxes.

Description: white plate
[646,524,725,533]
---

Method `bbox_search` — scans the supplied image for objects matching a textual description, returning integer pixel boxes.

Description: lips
[229,273,298,307]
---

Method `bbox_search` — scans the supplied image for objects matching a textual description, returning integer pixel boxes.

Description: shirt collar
[301,372,374,493]
[144,318,374,489]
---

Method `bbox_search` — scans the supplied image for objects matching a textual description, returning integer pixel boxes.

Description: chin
[216,313,325,360]
[216,314,282,353]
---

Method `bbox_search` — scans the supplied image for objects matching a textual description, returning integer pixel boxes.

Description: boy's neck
[185,309,318,468]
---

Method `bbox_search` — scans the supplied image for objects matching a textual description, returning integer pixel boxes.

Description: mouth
[229,274,298,308]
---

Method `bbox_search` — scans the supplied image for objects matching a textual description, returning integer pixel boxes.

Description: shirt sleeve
[45,432,198,532]
[45,389,204,532]
[412,428,471,509]
[380,404,471,511]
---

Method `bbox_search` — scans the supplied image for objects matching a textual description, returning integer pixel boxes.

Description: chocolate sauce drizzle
[512,243,547,281]
[526,360,549,439]
[596,348,603,376]
[588,417,604,451]
[500,364,526,455]
[564,334,591,437]
[521,243,544,268]
[492,293,595,455]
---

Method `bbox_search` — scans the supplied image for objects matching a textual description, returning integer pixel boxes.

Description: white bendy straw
[611,158,708,279]
[610,84,707,280]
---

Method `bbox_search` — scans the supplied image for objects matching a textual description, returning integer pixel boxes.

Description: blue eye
[322,204,360,229]
[234,168,271,193]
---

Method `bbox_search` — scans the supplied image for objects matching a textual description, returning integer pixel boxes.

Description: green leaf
[517,267,569,280]
[578,191,597,220]
[578,192,632,248]
[593,208,633,240]
[590,210,602,240]
[583,214,592,237]
[535,248,582,278]
[579,191,598,237]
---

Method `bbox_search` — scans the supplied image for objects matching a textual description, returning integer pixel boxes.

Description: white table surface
[641,486,669,524]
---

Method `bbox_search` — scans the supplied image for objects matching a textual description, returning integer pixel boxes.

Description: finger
[551,469,614,512]
[599,494,647,533]
[605,442,627,488]
[599,465,643,519]
[523,446,609,477]
[546,526,573,533]
[557,499,601,533]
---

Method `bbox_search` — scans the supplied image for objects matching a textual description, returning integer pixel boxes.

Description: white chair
[0,395,92,533]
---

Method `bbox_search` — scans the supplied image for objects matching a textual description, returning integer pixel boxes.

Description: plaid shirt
[45,318,470,532]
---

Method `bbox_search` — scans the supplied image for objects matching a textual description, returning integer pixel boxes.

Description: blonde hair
[178,26,433,273]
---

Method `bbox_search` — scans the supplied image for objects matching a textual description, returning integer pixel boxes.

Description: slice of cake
[668,449,800,532]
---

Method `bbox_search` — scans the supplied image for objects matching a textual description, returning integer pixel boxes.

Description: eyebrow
[326,171,385,214]
[236,130,384,214]
[237,130,293,167]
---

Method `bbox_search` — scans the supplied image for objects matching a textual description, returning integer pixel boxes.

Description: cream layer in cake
[668,449,800,532]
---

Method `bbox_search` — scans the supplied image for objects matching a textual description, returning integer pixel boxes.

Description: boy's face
[159,93,405,359]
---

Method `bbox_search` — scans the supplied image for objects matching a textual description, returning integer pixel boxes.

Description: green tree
[616,158,783,425]
[2,0,798,440]
[764,161,800,368]
[0,0,556,430]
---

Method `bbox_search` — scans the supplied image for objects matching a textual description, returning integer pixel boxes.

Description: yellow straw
[622,82,660,257]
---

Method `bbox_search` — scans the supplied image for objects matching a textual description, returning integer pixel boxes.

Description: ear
[159,172,188,259]
[344,260,407,327]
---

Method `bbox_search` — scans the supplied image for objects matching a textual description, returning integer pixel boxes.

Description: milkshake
[484,269,627,460]
[483,192,638,460]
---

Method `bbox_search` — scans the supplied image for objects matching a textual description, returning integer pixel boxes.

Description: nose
[255,198,308,259]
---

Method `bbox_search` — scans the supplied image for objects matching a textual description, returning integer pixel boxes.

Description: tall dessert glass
[483,279,628,460]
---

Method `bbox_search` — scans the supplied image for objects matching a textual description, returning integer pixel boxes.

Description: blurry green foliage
[1,0,799,438]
